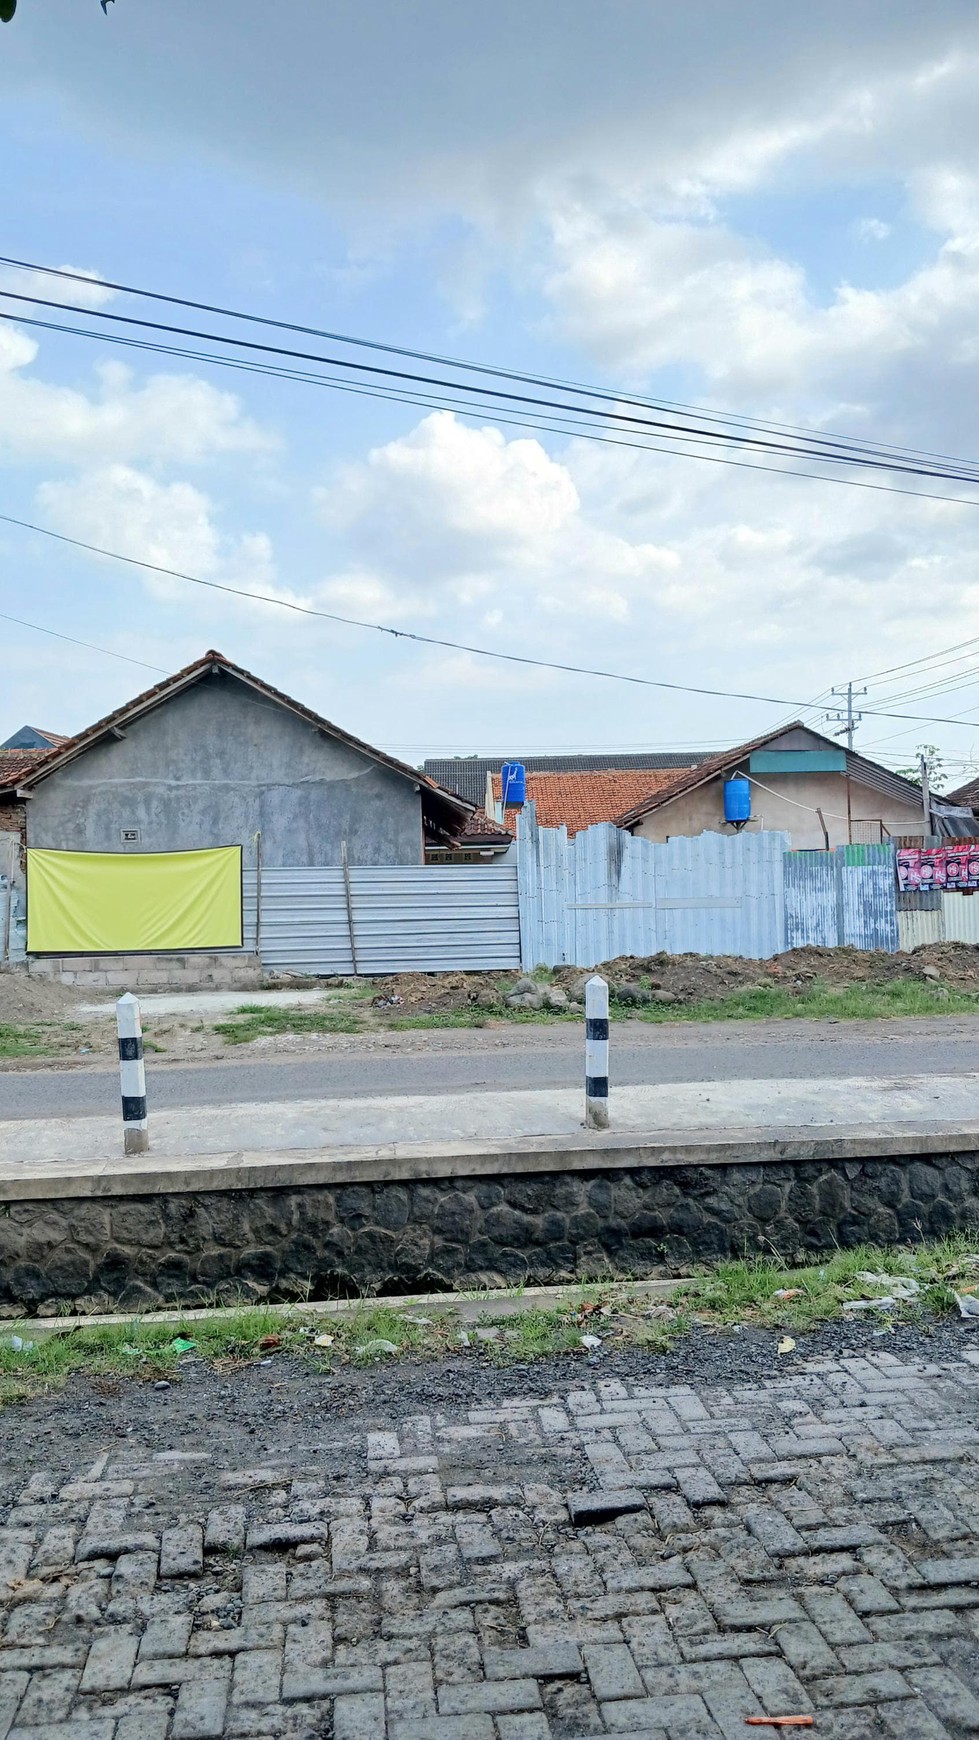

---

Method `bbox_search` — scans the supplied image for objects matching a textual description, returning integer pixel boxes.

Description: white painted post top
[585,974,609,1006]
[116,992,142,1037]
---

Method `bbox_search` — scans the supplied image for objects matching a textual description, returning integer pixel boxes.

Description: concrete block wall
[26,952,264,991]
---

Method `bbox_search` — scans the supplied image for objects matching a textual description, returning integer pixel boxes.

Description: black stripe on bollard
[121,1095,147,1121]
[585,1017,609,1041]
[585,1075,609,1098]
[118,1036,143,1061]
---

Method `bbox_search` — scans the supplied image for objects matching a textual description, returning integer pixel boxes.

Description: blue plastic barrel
[723,775,751,825]
[501,762,527,806]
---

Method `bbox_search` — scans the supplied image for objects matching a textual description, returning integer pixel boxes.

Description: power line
[0,609,169,674]
[7,505,979,730]
[11,307,979,515]
[11,284,979,485]
[7,253,979,477]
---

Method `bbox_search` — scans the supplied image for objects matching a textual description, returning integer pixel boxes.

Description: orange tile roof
[490,768,681,836]
[0,748,52,786]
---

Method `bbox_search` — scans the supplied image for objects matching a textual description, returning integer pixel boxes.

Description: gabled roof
[423,750,711,807]
[0,726,68,751]
[0,747,52,787]
[454,807,514,849]
[615,721,931,828]
[492,768,684,837]
[947,774,979,808]
[0,651,473,833]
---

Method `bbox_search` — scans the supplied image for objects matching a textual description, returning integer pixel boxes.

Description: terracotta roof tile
[490,768,681,836]
[0,748,52,786]
[457,806,514,846]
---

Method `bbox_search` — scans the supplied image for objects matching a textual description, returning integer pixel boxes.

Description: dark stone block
[908,1163,941,1201]
[110,1202,166,1247]
[245,1195,297,1243]
[668,1200,703,1236]
[817,1172,849,1218]
[628,1210,668,1239]
[5,1264,53,1305]
[374,1186,411,1231]
[567,1209,603,1242]
[433,1192,477,1243]
[42,1247,94,1297]
[787,1181,819,1221]
[587,1177,614,1216]
[393,1224,433,1271]
[473,1181,504,1209]
[116,1280,164,1313]
[532,1212,568,1246]
[333,1186,373,1227]
[280,1234,320,1276]
[928,1197,958,1236]
[95,1246,139,1292]
[155,1255,193,1297]
[236,1247,281,1286]
[483,1204,537,1246]
[747,1184,783,1223]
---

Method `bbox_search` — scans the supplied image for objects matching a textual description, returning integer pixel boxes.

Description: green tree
[896,744,945,789]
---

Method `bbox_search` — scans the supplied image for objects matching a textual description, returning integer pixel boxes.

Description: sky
[3,2,979,779]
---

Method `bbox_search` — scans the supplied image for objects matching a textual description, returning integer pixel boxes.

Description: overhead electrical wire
[0,609,169,675]
[9,307,979,515]
[6,285,979,483]
[6,253,979,478]
[7,507,979,730]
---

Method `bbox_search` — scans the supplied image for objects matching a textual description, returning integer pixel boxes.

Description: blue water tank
[501,762,527,806]
[724,775,751,826]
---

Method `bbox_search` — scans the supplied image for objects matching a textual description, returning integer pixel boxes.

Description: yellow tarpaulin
[27,846,243,953]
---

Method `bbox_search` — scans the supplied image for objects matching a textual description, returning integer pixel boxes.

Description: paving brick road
[3,1347,979,1738]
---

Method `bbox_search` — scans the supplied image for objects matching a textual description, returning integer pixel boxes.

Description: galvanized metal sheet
[941,892,979,945]
[518,809,789,965]
[244,865,519,975]
[898,907,944,951]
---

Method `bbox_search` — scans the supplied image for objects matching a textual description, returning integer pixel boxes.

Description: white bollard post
[116,992,149,1155]
[585,974,609,1130]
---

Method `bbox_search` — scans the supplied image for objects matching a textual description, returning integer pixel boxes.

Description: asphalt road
[3,1015,979,1119]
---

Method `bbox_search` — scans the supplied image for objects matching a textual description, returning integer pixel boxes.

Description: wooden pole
[341,840,360,976]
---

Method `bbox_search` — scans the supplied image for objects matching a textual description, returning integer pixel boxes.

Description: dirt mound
[0,970,88,1024]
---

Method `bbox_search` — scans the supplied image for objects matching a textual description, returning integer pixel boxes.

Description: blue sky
[3,1,979,779]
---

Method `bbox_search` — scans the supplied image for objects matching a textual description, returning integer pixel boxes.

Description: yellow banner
[27,847,243,953]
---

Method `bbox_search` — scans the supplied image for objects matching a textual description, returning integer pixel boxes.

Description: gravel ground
[2,1315,972,1470]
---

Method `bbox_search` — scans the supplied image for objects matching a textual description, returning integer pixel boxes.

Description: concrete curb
[2,1117,978,1200]
[1,1276,690,1338]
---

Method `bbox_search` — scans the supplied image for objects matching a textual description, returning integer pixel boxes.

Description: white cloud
[0,337,275,466]
[0,263,117,310]
[36,464,277,606]
[853,217,893,242]
[317,411,679,626]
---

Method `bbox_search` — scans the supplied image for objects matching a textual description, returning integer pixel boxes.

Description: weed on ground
[2,1235,976,1408]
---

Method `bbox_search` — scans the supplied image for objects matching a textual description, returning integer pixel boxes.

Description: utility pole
[827,682,867,750]
[920,752,932,838]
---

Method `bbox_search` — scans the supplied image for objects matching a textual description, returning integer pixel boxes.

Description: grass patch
[639,978,979,1023]
[0,1020,80,1059]
[3,1235,977,1407]
[214,1004,361,1044]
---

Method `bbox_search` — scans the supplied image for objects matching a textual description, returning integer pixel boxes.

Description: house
[616,722,934,849]
[423,749,712,809]
[0,650,472,866]
[0,652,475,962]
[488,768,689,838]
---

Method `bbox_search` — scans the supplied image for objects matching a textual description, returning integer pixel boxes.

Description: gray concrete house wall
[25,672,425,867]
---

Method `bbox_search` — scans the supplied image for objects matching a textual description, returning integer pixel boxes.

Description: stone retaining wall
[2,1150,977,1316]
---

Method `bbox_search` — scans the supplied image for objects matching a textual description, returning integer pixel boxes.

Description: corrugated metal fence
[897,893,979,951]
[517,810,789,965]
[242,865,520,975]
[783,844,899,952]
